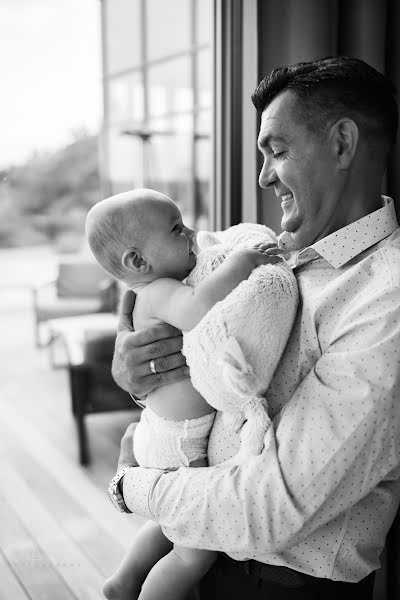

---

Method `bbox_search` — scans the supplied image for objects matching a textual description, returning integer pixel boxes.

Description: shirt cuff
[123,466,164,520]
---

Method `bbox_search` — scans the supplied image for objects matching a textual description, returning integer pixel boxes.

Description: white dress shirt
[123,196,400,582]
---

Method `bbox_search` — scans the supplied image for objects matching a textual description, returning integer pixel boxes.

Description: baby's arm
[149,248,281,331]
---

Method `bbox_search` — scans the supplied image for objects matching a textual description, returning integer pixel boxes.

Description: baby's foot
[103,573,140,600]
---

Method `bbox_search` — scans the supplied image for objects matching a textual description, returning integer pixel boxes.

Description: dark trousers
[196,555,375,600]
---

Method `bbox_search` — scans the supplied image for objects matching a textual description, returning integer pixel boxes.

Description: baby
[86,189,281,600]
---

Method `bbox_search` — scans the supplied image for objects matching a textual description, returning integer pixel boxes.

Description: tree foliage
[0,132,101,250]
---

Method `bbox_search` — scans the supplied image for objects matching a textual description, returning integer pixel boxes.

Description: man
[109,56,400,599]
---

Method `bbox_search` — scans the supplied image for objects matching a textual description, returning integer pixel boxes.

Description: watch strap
[129,392,147,410]
[108,465,134,513]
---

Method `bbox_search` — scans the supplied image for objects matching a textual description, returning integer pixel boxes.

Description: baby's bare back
[133,287,213,421]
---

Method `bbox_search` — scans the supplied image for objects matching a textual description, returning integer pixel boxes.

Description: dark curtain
[254,2,400,599]
[257,0,400,233]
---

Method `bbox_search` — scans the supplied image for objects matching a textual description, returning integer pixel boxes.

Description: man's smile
[281,193,294,206]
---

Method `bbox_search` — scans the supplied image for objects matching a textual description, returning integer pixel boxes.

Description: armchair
[47,315,136,464]
[32,256,118,347]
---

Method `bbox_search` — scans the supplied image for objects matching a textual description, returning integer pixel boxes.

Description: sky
[0,0,102,168]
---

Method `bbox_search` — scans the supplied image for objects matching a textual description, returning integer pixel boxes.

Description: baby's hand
[251,242,279,254]
[235,246,283,268]
[251,243,287,264]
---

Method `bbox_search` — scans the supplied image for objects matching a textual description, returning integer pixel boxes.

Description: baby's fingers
[262,254,283,264]
[263,246,283,255]
[252,242,278,252]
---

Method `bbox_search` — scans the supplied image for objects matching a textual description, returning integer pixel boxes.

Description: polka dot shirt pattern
[124,196,400,583]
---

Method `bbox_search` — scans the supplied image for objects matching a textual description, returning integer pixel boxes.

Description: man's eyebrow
[258,134,288,149]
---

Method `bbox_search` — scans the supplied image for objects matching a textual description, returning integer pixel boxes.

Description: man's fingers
[128,323,183,348]
[146,351,187,374]
[149,365,190,388]
[117,289,137,333]
[118,422,139,470]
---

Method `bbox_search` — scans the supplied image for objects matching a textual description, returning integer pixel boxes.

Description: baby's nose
[184,226,195,239]
[185,227,196,249]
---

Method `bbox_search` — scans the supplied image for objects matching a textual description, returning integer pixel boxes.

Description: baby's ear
[197,230,221,250]
[121,248,149,273]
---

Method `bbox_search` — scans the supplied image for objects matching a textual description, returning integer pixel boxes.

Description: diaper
[133,406,216,469]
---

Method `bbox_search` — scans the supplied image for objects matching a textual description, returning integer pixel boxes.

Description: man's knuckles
[141,323,177,344]
[148,343,164,358]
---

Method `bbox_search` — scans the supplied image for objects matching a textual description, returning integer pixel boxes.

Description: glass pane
[108,73,144,126]
[144,129,193,224]
[196,48,213,109]
[107,127,144,193]
[148,56,193,117]
[146,0,191,61]
[196,109,212,137]
[195,0,213,46]
[105,0,141,74]
[195,138,211,230]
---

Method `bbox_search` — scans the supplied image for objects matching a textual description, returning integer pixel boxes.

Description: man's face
[258,90,345,250]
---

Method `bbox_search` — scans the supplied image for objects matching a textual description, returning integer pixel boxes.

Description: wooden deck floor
[0,286,146,600]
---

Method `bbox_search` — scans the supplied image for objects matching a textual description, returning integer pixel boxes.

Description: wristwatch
[108,465,134,513]
[129,392,147,410]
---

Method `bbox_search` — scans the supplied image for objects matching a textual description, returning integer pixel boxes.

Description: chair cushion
[56,258,108,298]
[37,298,103,321]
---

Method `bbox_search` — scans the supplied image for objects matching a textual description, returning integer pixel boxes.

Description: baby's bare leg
[138,545,217,600]
[103,520,172,600]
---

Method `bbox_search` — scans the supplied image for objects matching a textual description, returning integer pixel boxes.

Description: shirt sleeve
[123,287,400,554]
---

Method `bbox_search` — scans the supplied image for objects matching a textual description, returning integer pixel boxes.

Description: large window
[101,0,214,229]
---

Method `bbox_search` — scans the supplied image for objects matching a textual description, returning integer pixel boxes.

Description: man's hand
[112,289,190,397]
[117,422,139,471]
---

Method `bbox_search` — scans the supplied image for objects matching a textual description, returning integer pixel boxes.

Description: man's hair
[251,56,398,153]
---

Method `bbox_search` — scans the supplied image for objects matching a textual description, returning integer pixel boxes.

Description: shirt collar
[291,196,398,270]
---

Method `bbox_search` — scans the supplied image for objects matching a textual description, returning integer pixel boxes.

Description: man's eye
[272,150,285,159]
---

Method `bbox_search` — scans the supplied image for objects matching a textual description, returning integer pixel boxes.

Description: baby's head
[85,188,196,286]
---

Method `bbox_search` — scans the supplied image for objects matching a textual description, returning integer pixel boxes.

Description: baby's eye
[173,223,183,233]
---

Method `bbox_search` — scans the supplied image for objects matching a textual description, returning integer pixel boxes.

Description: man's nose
[259,158,277,189]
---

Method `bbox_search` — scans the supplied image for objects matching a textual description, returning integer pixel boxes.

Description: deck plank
[0,493,76,600]
[0,398,146,550]
[0,461,106,600]
[0,423,127,577]
[0,551,30,600]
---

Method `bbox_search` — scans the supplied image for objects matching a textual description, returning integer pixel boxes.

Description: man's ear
[330,118,359,170]
[121,247,150,273]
